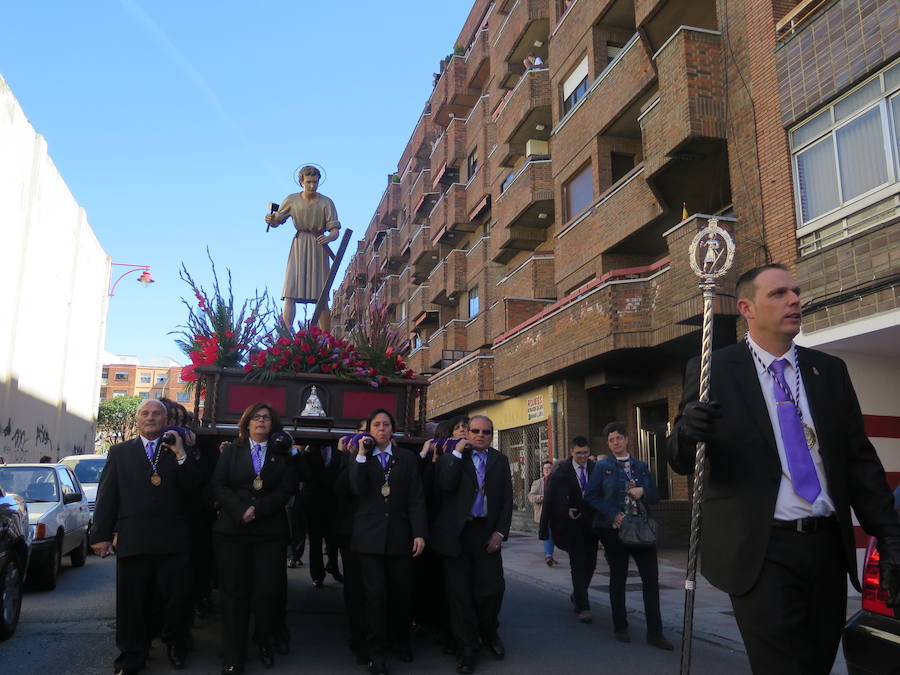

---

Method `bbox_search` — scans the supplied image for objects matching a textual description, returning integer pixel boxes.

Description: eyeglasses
[250,414,272,422]
[469,428,492,435]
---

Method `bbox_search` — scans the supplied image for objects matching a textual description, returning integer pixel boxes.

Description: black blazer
[300,446,340,516]
[333,451,358,548]
[91,437,201,557]
[348,445,427,556]
[212,440,294,539]
[668,342,900,595]
[542,460,596,552]
[430,447,513,558]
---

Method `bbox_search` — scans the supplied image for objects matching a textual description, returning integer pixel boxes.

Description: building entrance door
[636,401,669,499]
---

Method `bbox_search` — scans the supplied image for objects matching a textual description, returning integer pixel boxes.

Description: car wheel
[70,533,88,568]
[0,555,23,640]
[35,537,62,591]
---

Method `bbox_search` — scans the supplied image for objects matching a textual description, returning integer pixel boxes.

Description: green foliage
[97,396,143,443]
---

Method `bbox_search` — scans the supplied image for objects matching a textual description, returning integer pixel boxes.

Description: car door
[56,468,84,553]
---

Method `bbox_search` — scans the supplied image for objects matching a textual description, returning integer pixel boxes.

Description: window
[114,371,128,382]
[500,171,516,193]
[611,153,635,183]
[155,392,164,399]
[113,391,126,398]
[176,392,190,403]
[139,373,151,384]
[101,369,109,385]
[607,43,624,61]
[412,333,423,350]
[791,61,900,243]
[139,392,149,399]
[468,286,480,318]
[564,163,594,220]
[399,301,408,321]
[467,148,479,181]
[58,469,77,497]
[157,375,168,384]
[562,57,589,115]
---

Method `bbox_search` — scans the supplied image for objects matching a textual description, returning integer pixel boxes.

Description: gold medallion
[150,472,161,487]
[803,424,817,448]
[253,475,263,491]
[381,483,391,497]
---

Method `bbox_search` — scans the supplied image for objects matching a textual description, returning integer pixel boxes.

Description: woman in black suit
[349,409,428,675]
[213,403,295,674]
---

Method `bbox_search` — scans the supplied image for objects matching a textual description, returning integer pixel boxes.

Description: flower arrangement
[172,251,271,385]
[349,304,414,383]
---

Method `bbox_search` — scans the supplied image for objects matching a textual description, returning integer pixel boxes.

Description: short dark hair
[450,415,470,430]
[571,435,589,448]
[366,408,396,432]
[468,414,493,432]
[237,402,283,443]
[735,264,790,300]
[298,165,321,180]
[603,421,627,438]
[542,460,553,467]
[434,419,455,439]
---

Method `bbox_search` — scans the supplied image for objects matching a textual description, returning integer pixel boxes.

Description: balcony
[491,0,551,89]
[492,261,678,393]
[381,228,408,270]
[496,67,551,148]
[427,348,501,418]
[430,118,467,186]
[555,167,664,291]
[432,56,480,127]
[639,28,725,181]
[427,320,469,369]
[407,346,434,377]
[635,0,718,53]
[377,181,401,228]
[485,297,553,343]
[465,309,492,351]
[552,35,655,162]
[492,160,554,261]
[374,274,402,309]
[399,112,436,174]
[409,169,439,218]
[409,284,439,326]
[366,252,384,285]
[427,250,467,306]
[464,28,491,89]
[409,225,439,281]
[496,252,556,300]
[349,254,367,288]
[431,184,475,245]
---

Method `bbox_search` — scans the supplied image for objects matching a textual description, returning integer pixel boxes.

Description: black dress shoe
[367,659,388,675]
[485,635,505,659]
[167,644,186,670]
[259,644,274,668]
[455,658,475,674]
[221,666,243,675]
[312,578,324,588]
[328,568,344,583]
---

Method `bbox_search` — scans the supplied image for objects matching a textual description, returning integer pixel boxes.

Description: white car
[59,454,107,515]
[0,464,91,590]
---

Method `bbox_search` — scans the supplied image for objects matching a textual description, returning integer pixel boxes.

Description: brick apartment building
[99,356,192,408]
[330,0,899,535]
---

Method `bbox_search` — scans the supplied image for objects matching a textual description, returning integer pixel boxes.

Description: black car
[0,483,29,641]
[843,536,900,675]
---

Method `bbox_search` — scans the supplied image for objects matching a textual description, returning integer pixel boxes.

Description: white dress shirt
[141,435,186,465]
[745,334,834,519]
[356,443,393,463]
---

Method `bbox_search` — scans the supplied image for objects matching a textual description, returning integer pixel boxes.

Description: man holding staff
[668,263,900,674]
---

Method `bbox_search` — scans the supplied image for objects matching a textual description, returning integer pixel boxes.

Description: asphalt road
[0,551,751,674]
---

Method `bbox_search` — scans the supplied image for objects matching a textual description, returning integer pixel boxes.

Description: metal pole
[680,218,734,675]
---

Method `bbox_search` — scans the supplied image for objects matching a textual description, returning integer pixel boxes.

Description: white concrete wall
[0,74,109,461]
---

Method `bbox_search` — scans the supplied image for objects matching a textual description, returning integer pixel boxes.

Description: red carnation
[306,355,316,365]
[300,343,312,354]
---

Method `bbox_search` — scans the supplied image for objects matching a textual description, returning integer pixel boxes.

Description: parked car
[0,464,91,590]
[59,454,107,516]
[843,536,900,674]
[0,483,29,640]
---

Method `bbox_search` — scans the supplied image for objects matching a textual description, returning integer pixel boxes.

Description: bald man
[92,400,201,674]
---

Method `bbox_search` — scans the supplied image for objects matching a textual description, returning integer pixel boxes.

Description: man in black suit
[432,415,513,674]
[668,264,900,674]
[91,399,201,675]
[541,436,598,623]
[301,443,342,586]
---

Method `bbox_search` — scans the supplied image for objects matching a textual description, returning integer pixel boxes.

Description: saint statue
[300,386,326,417]
[265,166,340,331]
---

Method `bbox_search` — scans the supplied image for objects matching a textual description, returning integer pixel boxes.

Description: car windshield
[61,458,106,484]
[0,467,59,503]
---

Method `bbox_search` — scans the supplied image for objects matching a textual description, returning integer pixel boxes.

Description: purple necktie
[251,443,263,474]
[472,452,487,517]
[769,359,821,503]
[378,452,389,469]
[578,465,587,492]
[145,440,155,461]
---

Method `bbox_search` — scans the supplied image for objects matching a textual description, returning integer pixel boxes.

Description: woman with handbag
[584,422,673,650]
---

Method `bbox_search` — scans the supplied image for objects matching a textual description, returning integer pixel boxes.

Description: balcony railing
[496,252,556,300]
[427,349,500,418]
[427,320,469,368]
[431,184,474,244]
[495,67,551,147]
[409,225,439,277]
[377,181,401,228]
[491,0,551,89]
[409,284,440,323]
[493,159,553,258]
[381,228,408,269]
[399,112,436,175]
[430,118,467,185]
[407,345,434,376]
[432,56,480,127]
[427,249,467,306]
[465,28,491,89]
[410,169,438,217]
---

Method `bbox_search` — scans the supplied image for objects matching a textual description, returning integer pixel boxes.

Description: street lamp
[108,263,155,297]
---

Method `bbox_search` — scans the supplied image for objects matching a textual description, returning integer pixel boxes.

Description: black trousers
[287,497,306,560]
[597,528,662,633]
[359,553,413,661]
[338,545,368,657]
[730,523,847,675]
[568,531,600,611]
[307,510,338,582]
[442,518,505,656]
[214,533,287,667]
[114,553,191,672]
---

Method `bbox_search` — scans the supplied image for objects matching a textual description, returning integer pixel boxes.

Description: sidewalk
[502,531,855,674]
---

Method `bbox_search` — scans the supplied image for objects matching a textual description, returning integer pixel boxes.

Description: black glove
[269,431,294,455]
[878,536,900,607]
[679,401,721,443]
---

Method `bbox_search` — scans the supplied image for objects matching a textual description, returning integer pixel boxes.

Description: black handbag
[618,500,658,548]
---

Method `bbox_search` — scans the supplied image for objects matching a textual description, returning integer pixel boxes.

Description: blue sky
[1,1,472,363]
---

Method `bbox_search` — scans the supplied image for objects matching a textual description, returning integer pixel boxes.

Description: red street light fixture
[108,263,155,297]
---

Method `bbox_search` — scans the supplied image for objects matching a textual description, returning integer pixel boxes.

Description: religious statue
[265,166,340,331]
[300,386,326,417]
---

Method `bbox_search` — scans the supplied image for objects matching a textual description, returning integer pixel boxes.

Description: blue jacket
[584,455,659,530]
